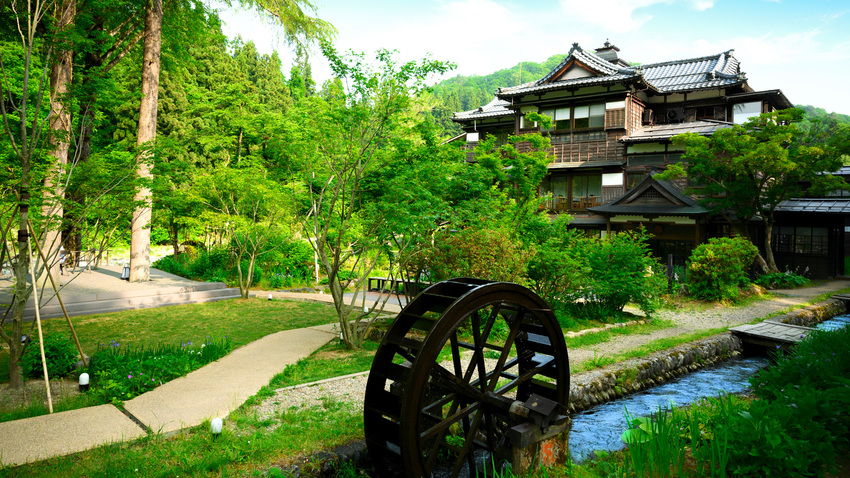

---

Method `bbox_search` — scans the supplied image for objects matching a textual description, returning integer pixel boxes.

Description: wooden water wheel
[364,278,570,477]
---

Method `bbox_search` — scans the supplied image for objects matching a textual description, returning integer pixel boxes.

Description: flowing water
[569,355,770,462]
[569,313,850,462]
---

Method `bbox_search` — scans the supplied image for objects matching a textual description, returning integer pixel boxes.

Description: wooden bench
[368,276,429,296]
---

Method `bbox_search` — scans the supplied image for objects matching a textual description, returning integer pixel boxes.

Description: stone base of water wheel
[503,417,571,474]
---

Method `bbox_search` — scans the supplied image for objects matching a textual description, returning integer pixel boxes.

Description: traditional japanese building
[452,41,847,278]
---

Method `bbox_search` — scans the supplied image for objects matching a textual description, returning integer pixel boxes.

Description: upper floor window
[733,102,762,124]
[532,100,626,133]
[574,104,605,129]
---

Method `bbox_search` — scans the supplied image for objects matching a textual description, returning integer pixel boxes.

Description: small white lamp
[268,293,273,301]
[210,417,223,435]
[79,372,90,392]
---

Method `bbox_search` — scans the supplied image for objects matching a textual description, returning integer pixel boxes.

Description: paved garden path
[0,323,338,467]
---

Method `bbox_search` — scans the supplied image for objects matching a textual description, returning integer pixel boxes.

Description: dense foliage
[687,236,759,301]
[426,227,531,283]
[667,108,849,272]
[21,334,78,379]
[754,269,810,289]
[85,337,231,404]
[621,325,850,477]
[429,53,568,134]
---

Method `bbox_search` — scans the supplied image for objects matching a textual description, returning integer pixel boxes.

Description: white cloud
[558,0,671,31]
[690,0,715,11]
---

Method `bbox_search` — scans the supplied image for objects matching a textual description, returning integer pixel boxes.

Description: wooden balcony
[545,196,603,212]
[544,186,624,213]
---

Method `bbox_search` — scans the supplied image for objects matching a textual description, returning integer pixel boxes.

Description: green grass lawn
[1,298,337,383]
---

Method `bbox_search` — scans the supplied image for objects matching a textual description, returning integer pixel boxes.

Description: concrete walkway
[0,323,338,467]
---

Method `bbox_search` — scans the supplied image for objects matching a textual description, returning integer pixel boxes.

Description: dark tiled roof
[589,204,708,215]
[497,44,745,98]
[452,97,512,122]
[566,215,608,226]
[622,120,734,143]
[588,172,707,217]
[776,199,850,214]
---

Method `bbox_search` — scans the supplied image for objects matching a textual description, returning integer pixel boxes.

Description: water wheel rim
[365,279,569,478]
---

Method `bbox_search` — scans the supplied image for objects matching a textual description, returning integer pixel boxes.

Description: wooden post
[28,236,53,413]
[667,253,674,293]
[27,220,87,367]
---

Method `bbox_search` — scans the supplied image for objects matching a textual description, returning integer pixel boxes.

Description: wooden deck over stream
[730,321,813,352]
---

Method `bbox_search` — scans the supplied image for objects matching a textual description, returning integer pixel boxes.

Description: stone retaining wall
[567,298,847,414]
[568,334,743,414]
[767,298,846,327]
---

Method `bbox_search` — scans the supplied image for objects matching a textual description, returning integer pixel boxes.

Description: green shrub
[152,255,190,277]
[526,218,583,305]
[723,383,848,476]
[549,229,664,320]
[426,227,530,283]
[22,333,78,379]
[264,240,314,279]
[86,337,231,404]
[755,269,810,289]
[750,326,850,401]
[687,236,758,301]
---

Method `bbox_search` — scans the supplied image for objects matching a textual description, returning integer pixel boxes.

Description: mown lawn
[1,298,337,382]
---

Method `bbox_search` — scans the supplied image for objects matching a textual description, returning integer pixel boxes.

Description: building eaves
[497,72,639,97]
[776,198,850,214]
[588,204,708,216]
[728,90,793,110]
[452,97,513,122]
[621,120,734,143]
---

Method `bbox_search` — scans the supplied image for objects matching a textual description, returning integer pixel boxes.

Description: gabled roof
[452,97,513,122]
[621,120,734,143]
[588,172,708,217]
[497,43,746,98]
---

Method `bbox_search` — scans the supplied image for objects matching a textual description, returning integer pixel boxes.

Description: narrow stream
[569,355,770,462]
[569,314,850,462]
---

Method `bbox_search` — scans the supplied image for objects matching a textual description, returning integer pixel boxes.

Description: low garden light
[79,372,90,392]
[268,293,273,301]
[121,265,130,280]
[210,417,223,436]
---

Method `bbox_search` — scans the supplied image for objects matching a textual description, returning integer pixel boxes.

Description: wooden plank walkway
[730,321,813,351]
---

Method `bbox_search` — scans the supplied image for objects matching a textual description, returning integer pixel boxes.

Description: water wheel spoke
[486,308,526,392]
[431,363,481,399]
[494,355,556,395]
[471,311,489,393]
[451,408,487,478]
[457,306,499,388]
[421,401,481,471]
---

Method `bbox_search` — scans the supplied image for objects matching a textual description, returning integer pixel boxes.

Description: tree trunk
[42,0,76,287]
[9,191,31,390]
[763,216,779,273]
[130,0,162,282]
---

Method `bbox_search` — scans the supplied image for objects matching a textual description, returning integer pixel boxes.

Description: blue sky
[214,0,850,115]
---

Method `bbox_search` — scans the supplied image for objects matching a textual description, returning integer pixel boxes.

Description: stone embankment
[568,298,846,414]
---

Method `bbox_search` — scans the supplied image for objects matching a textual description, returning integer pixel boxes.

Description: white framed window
[733,102,762,124]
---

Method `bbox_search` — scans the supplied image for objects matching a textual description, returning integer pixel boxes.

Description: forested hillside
[797,105,850,124]
[430,53,567,134]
